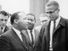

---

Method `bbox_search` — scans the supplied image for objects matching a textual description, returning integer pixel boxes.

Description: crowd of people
[0,0,68,51]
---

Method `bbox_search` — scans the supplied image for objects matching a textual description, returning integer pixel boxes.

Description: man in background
[25,13,40,51]
[35,13,49,32]
[0,11,9,35]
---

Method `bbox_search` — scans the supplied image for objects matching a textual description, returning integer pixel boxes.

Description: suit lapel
[53,17,65,34]
[11,29,29,49]
[33,29,37,46]
[3,26,8,33]
[22,30,31,43]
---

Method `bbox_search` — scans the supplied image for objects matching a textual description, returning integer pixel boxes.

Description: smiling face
[25,14,36,30]
[40,16,49,25]
[39,13,49,25]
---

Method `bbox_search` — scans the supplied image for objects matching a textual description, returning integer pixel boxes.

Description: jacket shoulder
[0,29,14,39]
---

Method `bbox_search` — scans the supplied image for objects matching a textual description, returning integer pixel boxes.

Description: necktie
[0,27,3,33]
[30,30,34,45]
[1,27,4,33]
[49,21,55,51]
[20,32,28,45]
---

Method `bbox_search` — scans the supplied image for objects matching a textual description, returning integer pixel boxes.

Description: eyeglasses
[45,9,58,14]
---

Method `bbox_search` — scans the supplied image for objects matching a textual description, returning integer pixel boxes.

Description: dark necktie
[0,27,3,33]
[30,30,34,45]
[20,32,28,46]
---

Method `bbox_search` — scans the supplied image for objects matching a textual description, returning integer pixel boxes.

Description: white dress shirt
[27,29,35,42]
[49,16,61,51]
[12,27,23,41]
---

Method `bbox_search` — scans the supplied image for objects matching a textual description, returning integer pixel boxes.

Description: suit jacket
[34,25,42,33]
[0,28,31,51]
[33,28,40,43]
[36,17,68,51]
[22,28,40,50]
[0,27,39,51]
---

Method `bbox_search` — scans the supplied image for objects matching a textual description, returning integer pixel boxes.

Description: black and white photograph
[0,0,68,51]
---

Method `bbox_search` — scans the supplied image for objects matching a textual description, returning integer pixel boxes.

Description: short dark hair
[46,1,59,9]
[10,12,20,25]
[0,11,9,16]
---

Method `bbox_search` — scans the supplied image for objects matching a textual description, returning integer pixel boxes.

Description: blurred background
[0,0,68,26]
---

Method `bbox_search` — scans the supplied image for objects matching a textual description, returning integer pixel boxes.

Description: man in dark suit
[36,1,68,51]
[0,12,32,51]
[0,11,9,35]
[25,13,40,51]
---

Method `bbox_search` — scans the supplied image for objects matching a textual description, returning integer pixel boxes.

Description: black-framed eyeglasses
[45,9,58,14]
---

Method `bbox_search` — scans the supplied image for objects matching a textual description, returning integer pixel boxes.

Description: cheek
[19,22,26,26]
[18,22,27,29]
[51,14,56,17]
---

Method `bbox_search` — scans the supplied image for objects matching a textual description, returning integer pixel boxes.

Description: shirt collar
[12,27,20,35]
[55,16,61,27]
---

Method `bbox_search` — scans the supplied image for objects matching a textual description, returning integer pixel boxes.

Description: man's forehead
[18,12,26,18]
[45,1,59,11]
[0,15,8,19]
[45,6,57,11]
[26,15,34,19]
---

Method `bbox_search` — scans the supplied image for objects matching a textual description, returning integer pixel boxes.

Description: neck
[29,29,33,31]
[13,24,21,31]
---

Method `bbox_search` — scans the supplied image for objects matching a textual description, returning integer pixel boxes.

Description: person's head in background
[10,12,28,31]
[45,1,60,21]
[39,13,50,25]
[0,11,9,27]
[26,13,36,30]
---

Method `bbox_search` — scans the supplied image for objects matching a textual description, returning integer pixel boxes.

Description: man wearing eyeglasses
[36,1,68,51]
[0,11,9,35]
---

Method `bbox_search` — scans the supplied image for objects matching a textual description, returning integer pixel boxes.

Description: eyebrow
[42,20,47,22]
[28,18,34,21]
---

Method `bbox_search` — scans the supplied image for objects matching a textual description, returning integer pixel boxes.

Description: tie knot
[30,30,32,33]
[54,20,56,23]
[20,31,24,35]
[1,27,3,29]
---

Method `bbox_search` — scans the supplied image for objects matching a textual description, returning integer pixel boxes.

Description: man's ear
[58,9,60,12]
[14,19,18,24]
[56,9,60,13]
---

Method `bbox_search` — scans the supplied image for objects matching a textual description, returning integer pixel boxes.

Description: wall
[50,0,68,19]
[30,0,49,26]
[0,0,30,14]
